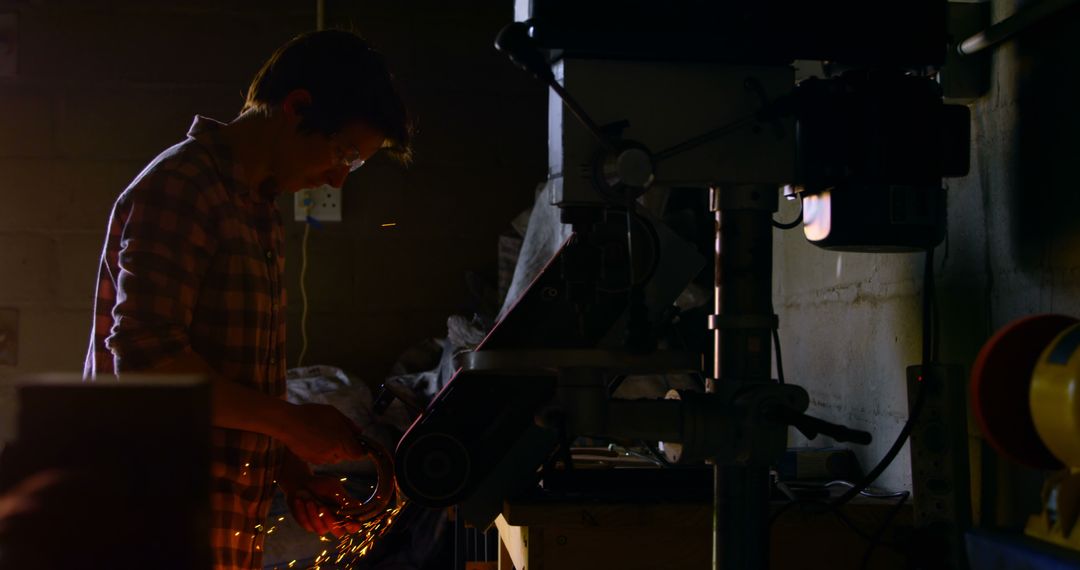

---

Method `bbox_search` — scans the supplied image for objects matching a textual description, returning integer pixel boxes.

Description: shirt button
[269,356,278,365]
[265,250,274,260]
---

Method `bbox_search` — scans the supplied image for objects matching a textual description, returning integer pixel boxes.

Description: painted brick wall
[0,1,547,438]
[278,2,547,379]
[0,1,314,376]
[775,0,1080,499]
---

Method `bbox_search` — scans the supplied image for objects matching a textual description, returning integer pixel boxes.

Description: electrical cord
[780,479,909,500]
[297,190,313,367]
[824,480,909,499]
[772,327,786,384]
[770,480,909,557]
[770,246,937,554]
[859,491,910,570]
[768,493,904,551]
[594,207,662,294]
[829,246,934,509]
[772,203,804,230]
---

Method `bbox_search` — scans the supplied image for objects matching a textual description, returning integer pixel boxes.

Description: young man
[83,30,412,569]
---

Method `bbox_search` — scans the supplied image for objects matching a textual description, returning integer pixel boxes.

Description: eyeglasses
[331,135,366,173]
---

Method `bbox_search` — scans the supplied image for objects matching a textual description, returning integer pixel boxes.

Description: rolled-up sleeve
[105,174,218,371]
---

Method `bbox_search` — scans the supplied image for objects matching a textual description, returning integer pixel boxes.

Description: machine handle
[495,22,615,151]
[494,22,553,83]
[767,407,873,445]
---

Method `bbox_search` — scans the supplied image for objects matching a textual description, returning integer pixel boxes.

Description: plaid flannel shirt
[84,116,287,569]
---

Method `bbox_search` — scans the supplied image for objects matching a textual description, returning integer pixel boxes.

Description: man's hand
[140,353,369,466]
[0,470,68,536]
[282,474,364,539]
[279,404,369,466]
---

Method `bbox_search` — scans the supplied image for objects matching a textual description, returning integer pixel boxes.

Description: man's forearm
[133,350,294,440]
[277,448,314,493]
[127,349,367,466]
[211,375,293,437]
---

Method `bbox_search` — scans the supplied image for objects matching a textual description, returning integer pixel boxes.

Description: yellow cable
[298,190,312,367]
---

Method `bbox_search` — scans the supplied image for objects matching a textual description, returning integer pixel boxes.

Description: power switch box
[294,185,342,222]
[907,363,971,569]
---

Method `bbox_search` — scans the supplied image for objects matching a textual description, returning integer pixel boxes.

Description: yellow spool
[1031,322,1080,467]
[1028,322,1080,548]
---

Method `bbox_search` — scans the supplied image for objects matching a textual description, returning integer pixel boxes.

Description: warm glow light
[311,502,406,569]
[802,191,833,242]
[380,222,397,228]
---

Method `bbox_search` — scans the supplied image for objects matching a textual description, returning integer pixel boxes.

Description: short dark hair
[243,30,413,163]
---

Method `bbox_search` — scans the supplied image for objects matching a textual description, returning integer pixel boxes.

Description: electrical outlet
[294,185,342,222]
[0,308,17,366]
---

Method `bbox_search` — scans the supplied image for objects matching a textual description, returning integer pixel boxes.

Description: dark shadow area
[1012,3,1080,271]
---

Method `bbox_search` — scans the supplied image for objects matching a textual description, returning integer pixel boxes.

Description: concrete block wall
[0,1,311,381]
[282,2,547,380]
[0,0,546,429]
[775,0,1080,500]
[10,0,1068,518]
[774,233,923,492]
[940,0,1080,525]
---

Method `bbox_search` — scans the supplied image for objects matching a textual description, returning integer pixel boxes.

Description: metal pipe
[316,0,325,31]
[709,184,778,569]
[549,80,616,151]
[710,187,725,570]
[959,0,1079,55]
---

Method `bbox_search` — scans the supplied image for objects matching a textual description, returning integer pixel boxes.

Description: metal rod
[549,80,616,151]
[959,0,1079,55]
[655,114,755,163]
[710,184,778,569]
[708,187,725,570]
[710,187,724,570]
[713,464,724,570]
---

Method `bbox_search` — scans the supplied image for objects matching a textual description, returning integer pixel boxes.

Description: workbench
[495,496,912,570]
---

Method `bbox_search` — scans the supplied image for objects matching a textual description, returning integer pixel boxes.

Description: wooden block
[498,504,710,569]
[503,502,711,528]
[496,514,529,570]
[499,539,515,570]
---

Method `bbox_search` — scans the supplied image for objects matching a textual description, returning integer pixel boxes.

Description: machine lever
[495,22,615,151]
[766,407,872,445]
[372,379,424,417]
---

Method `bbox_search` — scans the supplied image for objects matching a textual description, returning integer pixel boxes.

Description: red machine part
[970,314,1077,470]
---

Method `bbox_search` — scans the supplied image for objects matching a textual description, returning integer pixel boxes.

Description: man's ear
[281,89,313,127]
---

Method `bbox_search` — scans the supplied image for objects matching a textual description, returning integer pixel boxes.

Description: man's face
[275,121,387,194]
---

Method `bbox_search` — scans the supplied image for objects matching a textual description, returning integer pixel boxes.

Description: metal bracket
[708,314,779,331]
[457,349,701,375]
